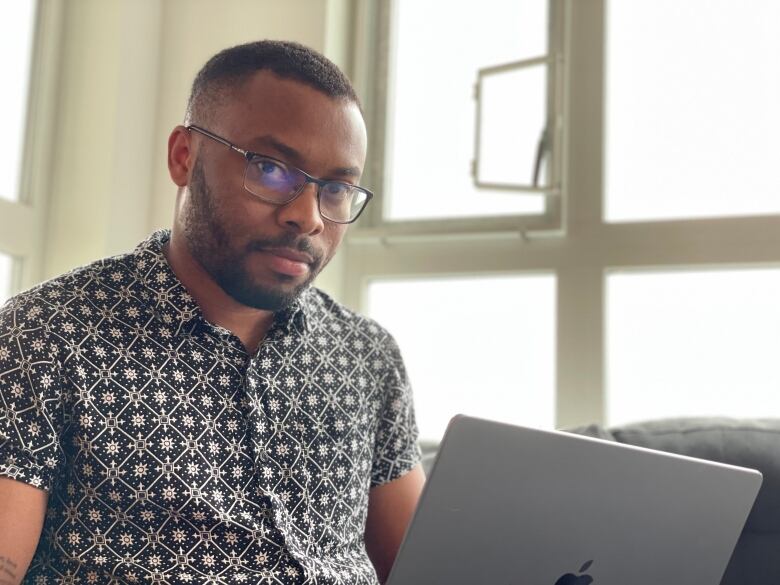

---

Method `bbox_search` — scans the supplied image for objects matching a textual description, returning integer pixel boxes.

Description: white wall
[41,0,352,300]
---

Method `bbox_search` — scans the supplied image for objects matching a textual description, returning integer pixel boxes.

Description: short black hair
[186,40,360,124]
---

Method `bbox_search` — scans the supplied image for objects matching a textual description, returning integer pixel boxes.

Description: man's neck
[163,231,274,354]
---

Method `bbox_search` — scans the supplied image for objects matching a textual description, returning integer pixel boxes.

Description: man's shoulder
[0,252,135,329]
[304,287,401,355]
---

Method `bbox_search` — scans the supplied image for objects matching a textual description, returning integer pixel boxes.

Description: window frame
[350,0,569,238]
[346,0,780,429]
[0,0,63,295]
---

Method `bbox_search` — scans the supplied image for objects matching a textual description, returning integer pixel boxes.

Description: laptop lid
[387,415,762,585]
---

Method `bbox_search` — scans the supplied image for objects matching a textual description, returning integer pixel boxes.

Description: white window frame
[0,1,63,295]
[344,0,780,429]
[349,0,569,240]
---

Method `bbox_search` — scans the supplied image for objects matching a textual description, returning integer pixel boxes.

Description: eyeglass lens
[244,156,367,223]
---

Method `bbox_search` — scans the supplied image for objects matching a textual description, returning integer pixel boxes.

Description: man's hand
[0,477,47,585]
[364,465,425,584]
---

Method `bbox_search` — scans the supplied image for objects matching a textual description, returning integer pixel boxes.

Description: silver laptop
[387,415,762,585]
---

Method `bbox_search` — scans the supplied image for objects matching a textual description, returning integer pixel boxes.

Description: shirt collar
[125,230,312,336]
[273,289,311,334]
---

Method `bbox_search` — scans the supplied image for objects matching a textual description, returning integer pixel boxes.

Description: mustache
[247,234,323,264]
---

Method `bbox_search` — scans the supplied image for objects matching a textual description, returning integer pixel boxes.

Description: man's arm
[364,464,425,584]
[0,478,47,585]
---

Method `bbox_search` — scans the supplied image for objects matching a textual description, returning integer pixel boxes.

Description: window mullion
[554,0,607,427]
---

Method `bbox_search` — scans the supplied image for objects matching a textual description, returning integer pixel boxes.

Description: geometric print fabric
[0,230,420,584]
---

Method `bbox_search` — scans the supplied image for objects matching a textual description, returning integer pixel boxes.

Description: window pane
[386,0,547,221]
[367,275,556,441]
[0,253,14,305]
[478,65,548,187]
[0,0,37,202]
[605,0,780,222]
[607,269,780,425]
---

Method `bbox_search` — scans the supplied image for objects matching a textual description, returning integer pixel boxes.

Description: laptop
[387,415,762,585]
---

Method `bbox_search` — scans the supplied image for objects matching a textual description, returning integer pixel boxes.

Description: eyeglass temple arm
[187,125,250,158]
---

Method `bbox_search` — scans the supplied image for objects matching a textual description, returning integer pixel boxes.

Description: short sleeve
[0,298,64,491]
[371,332,421,486]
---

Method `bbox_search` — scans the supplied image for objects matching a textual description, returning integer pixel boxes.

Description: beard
[182,158,325,311]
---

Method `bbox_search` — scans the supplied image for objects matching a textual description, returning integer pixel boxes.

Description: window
[607,269,780,424]
[0,1,60,297]
[367,275,556,440]
[0,0,37,202]
[347,0,780,434]
[605,0,780,222]
[372,0,563,225]
[476,64,549,191]
[0,253,14,306]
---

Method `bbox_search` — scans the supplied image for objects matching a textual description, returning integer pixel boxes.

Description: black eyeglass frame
[186,124,373,224]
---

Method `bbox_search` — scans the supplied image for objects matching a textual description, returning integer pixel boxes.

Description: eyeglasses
[186,125,373,224]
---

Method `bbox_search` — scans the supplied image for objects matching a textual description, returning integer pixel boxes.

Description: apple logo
[554,560,594,584]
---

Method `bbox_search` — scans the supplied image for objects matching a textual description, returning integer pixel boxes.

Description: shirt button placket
[246,351,274,472]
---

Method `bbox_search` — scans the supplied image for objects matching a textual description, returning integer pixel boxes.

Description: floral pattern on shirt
[0,230,420,584]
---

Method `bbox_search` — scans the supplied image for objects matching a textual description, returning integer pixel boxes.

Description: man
[0,41,424,584]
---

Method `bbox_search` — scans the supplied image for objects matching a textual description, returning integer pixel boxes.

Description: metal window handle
[533,126,550,188]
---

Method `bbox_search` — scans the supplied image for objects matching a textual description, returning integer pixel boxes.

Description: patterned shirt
[0,230,420,585]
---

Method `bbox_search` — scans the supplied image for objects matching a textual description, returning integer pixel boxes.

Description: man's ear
[168,125,193,187]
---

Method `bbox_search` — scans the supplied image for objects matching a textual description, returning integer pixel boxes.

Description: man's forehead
[214,73,356,130]
[218,70,351,117]
[210,71,367,168]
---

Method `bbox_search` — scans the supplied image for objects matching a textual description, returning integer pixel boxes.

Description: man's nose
[275,182,325,235]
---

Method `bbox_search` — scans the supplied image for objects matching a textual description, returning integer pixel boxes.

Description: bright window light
[607,269,780,425]
[367,275,556,441]
[0,253,14,305]
[605,0,780,221]
[478,65,548,187]
[386,0,548,220]
[0,0,37,202]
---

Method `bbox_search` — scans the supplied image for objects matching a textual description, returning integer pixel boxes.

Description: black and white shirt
[0,230,420,584]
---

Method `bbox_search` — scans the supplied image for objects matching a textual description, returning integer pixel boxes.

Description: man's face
[178,70,367,311]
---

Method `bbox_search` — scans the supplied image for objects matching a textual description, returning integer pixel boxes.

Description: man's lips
[259,247,315,277]
[265,247,314,264]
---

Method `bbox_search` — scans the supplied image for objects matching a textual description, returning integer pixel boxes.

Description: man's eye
[322,183,351,197]
[254,158,294,191]
[258,159,285,177]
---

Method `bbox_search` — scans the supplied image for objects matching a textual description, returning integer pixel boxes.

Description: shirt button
[259,450,270,463]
